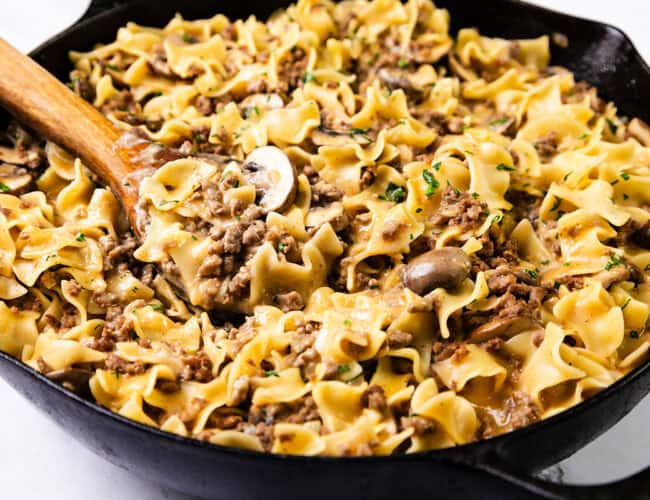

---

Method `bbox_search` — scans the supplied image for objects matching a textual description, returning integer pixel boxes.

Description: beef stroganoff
[1,0,649,456]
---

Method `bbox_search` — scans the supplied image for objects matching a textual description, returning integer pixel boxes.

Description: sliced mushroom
[402,247,471,295]
[468,317,539,343]
[242,146,297,213]
[46,367,94,394]
[305,201,349,231]
[0,163,32,192]
[0,145,36,166]
[377,68,423,101]
[628,118,650,146]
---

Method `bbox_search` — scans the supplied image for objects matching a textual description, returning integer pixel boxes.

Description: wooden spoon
[0,37,171,236]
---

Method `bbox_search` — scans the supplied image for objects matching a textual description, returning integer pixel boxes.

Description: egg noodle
[0,0,649,456]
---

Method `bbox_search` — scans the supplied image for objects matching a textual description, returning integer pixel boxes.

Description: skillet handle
[476,456,650,500]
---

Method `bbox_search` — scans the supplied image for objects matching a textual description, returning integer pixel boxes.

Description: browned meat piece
[362,385,387,412]
[274,290,305,312]
[534,131,559,160]
[105,353,145,375]
[430,186,488,232]
[387,330,413,349]
[181,351,214,382]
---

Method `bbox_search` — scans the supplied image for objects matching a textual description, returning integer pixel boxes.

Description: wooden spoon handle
[0,38,140,228]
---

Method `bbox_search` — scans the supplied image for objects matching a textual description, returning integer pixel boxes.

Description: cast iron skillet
[1,0,650,498]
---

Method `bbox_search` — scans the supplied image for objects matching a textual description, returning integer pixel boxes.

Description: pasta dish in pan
[0,0,649,456]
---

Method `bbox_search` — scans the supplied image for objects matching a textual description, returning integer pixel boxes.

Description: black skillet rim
[5,0,650,465]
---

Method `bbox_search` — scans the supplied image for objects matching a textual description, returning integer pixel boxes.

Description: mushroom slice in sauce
[468,317,540,343]
[0,145,36,165]
[242,146,297,213]
[402,247,471,295]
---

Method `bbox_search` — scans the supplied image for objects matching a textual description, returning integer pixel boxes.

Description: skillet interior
[1,0,650,497]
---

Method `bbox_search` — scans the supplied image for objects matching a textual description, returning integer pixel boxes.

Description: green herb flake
[149,303,165,312]
[621,298,631,310]
[432,161,442,171]
[160,199,179,206]
[75,233,86,242]
[182,34,193,43]
[610,179,619,186]
[415,207,423,213]
[399,118,408,126]
[277,242,285,253]
[409,233,414,240]
[496,163,515,172]
[606,118,618,134]
[191,235,198,241]
[105,64,119,71]
[471,192,480,199]
[492,214,503,224]
[343,319,352,327]
[382,182,407,203]
[337,364,351,375]
[397,59,410,69]
[422,169,439,198]
[302,71,316,83]
[644,264,650,272]
[245,106,261,119]
[578,133,590,140]
[553,281,561,290]
[623,193,629,200]
[541,259,550,266]
[620,171,631,181]
[0,183,10,193]
[563,171,573,182]
[604,254,623,271]
[630,330,640,339]
[265,370,280,377]
[488,117,510,127]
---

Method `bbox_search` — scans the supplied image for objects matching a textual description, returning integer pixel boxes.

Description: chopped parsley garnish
[105,64,119,71]
[563,171,573,182]
[422,169,439,197]
[432,161,442,171]
[149,303,165,312]
[550,196,561,212]
[302,71,316,83]
[496,163,515,171]
[623,193,629,200]
[471,192,480,199]
[245,106,260,118]
[75,233,86,242]
[606,118,618,134]
[191,235,198,241]
[541,259,550,266]
[397,58,410,69]
[343,319,352,327]
[489,117,510,127]
[578,133,590,140]
[630,330,640,339]
[337,364,351,374]
[415,207,423,213]
[621,298,631,310]
[399,118,408,126]
[182,34,193,43]
[620,171,630,181]
[553,281,561,290]
[645,264,650,272]
[379,182,406,203]
[491,214,503,224]
[160,199,179,205]
[604,254,623,271]
[610,179,619,186]
[265,370,280,377]
[0,183,10,193]
[350,127,372,141]
[277,242,285,253]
